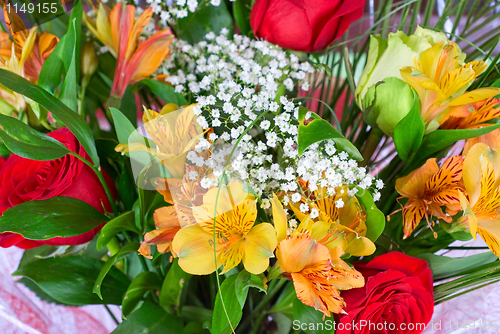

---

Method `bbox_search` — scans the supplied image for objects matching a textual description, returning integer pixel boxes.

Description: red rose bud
[250,0,366,53]
[338,252,434,334]
[0,128,116,249]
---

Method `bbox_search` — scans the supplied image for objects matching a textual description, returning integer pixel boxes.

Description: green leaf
[13,256,130,305]
[59,19,79,111]
[159,258,191,308]
[93,242,140,299]
[111,302,183,334]
[139,79,188,107]
[0,114,69,160]
[17,277,65,305]
[0,69,99,165]
[356,187,385,242]
[110,107,139,145]
[409,124,500,170]
[270,282,295,317]
[235,270,267,306]
[122,272,162,317]
[292,297,334,334]
[175,1,233,44]
[212,274,246,334]
[97,211,139,250]
[393,90,424,160]
[233,0,252,36]
[0,197,108,240]
[180,306,213,324]
[38,1,83,93]
[418,252,498,281]
[298,118,362,160]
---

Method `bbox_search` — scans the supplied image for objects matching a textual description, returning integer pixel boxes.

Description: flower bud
[81,41,98,83]
[355,27,460,136]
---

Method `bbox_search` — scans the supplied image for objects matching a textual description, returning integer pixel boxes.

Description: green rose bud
[355,27,456,136]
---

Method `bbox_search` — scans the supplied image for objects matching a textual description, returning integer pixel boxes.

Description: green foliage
[0,114,69,160]
[159,258,192,308]
[0,197,108,240]
[140,79,188,106]
[14,256,130,305]
[212,274,246,334]
[111,302,183,334]
[175,1,233,44]
[356,187,385,242]
[93,242,140,299]
[298,116,362,160]
[0,69,99,165]
[97,211,139,250]
[233,0,252,36]
[292,297,333,334]
[122,272,162,317]
[393,90,425,160]
[419,252,498,281]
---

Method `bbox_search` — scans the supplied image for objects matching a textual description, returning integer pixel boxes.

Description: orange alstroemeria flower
[138,163,213,258]
[395,156,464,238]
[172,182,278,275]
[84,3,173,98]
[276,235,364,317]
[1,6,58,81]
[459,143,500,257]
[400,41,500,133]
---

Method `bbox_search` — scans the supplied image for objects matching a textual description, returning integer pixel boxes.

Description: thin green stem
[104,305,119,325]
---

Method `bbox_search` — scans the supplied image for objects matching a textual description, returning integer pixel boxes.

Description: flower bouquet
[1,0,500,333]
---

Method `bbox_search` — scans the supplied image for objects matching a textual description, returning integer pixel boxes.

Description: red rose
[250,0,366,52]
[0,128,115,249]
[338,252,434,334]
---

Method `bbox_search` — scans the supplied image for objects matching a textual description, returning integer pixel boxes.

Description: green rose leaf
[0,114,69,160]
[298,117,362,161]
[111,302,183,334]
[13,256,130,305]
[93,242,140,299]
[0,69,99,166]
[393,89,425,160]
[355,187,385,242]
[122,272,162,317]
[0,197,108,240]
[97,211,139,250]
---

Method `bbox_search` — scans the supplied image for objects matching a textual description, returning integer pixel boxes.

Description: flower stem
[104,305,120,325]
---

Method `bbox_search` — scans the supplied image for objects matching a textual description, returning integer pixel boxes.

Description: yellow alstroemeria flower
[400,41,500,133]
[115,104,205,179]
[459,143,500,257]
[172,182,278,275]
[84,3,173,98]
[276,234,364,317]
